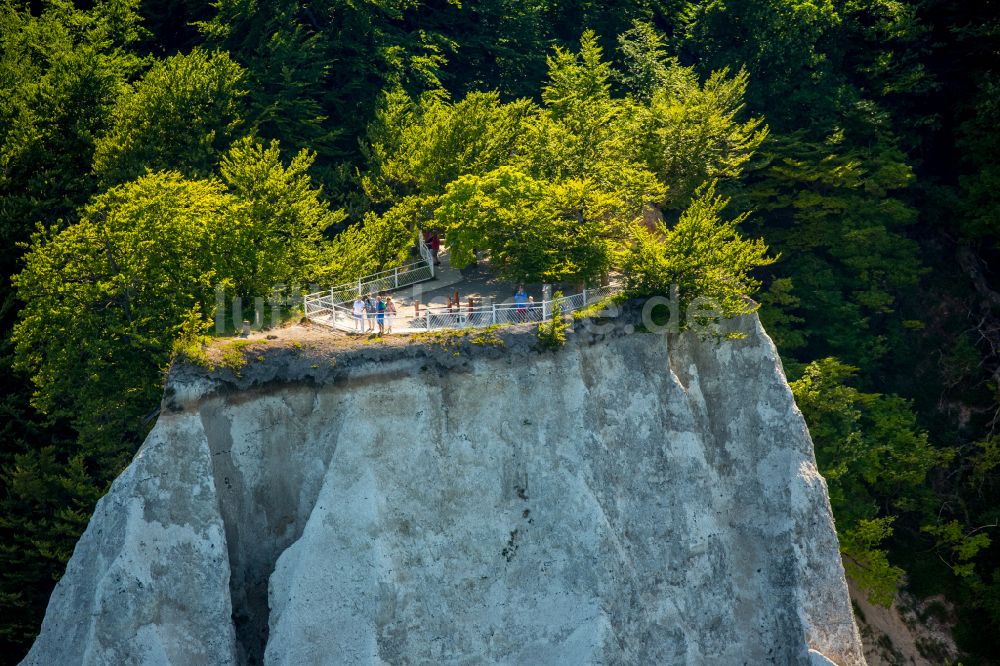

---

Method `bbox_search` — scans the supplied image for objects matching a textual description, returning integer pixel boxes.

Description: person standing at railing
[514,285,529,322]
[385,296,397,333]
[376,295,386,335]
[364,293,376,333]
[352,296,365,334]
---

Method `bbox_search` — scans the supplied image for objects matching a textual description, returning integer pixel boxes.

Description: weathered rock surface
[23,307,865,665]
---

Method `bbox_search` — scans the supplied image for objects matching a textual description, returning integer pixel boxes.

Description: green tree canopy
[363,89,534,202]
[0,0,146,302]
[14,138,341,447]
[621,181,775,324]
[93,48,247,185]
[739,131,924,367]
[433,166,645,284]
[363,29,764,285]
[791,357,953,605]
[13,172,234,445]
[678,0,843,131]
[219,136,347,297]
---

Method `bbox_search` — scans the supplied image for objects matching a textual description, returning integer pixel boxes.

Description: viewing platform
[303,235,619,334]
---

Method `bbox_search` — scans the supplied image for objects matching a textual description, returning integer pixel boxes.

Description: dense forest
[2,0,1000,662]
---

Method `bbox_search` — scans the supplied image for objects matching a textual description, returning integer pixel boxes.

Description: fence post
[357,279,362,297]
[542,284,552,320]
[394,267,399,289]
[582,287,588,307]
[491,296,496,325]
[425,307,430,330]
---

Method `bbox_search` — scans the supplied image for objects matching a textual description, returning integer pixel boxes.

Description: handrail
[302,232,436,319]
[301,230,619,334]
[313,284,619,334]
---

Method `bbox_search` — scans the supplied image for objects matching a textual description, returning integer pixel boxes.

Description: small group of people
[513,285,538,322]
[351,293,397,335]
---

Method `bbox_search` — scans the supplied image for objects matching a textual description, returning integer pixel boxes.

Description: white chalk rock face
[22,413,236,665]
[23,310,865,666]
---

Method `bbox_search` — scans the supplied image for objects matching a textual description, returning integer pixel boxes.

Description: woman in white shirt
[352,297,365,333]
[385,296,397,333]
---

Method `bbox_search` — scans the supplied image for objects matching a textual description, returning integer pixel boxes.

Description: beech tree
[13,173,235,441]
[364,30,762,285]
[14,138,343,447]
[93,48,247,185]
[219,137,346,297]
[790,358,953,605]
[621,181,775,323]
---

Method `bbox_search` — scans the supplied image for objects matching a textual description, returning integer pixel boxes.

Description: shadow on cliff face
[200,387,342,665]
[19,306,865,666]
[172,307,861,666]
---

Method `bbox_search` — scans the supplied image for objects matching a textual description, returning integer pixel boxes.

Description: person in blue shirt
[376,295,386,335]
[514,285,529,322]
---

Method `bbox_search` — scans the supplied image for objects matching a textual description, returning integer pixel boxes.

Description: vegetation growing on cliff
[621,181,775,323]
[537,292,569,349]
[1,0,1000,661]
[368,30,765,286]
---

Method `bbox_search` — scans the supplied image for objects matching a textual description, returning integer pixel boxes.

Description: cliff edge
[23,306,865,665]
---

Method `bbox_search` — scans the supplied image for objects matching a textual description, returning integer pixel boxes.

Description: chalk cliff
[23,306,865,665]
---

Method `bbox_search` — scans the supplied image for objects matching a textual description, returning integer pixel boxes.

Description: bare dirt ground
[850,579,960,665]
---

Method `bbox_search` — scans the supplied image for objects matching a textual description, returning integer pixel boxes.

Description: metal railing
[302,233,436,321]
[313,284,620,334]
[413,284,619,331]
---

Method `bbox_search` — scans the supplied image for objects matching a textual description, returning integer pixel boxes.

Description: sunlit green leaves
[219,137,346,296]
[629,66,767,206]
[621,180,775,323]
[13,138,343,441]
[364,28,763,286]
[791,357,953,605]
[433,167,626,283]
[364,90,533,201]
[317,203,417,284]
[93,48,246,185]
